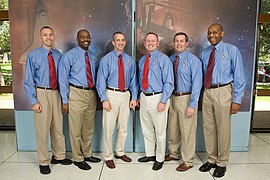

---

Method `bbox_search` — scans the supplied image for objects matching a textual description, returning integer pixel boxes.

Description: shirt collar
[213,40,224,51]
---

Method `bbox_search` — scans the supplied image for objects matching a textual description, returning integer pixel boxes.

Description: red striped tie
[142,53,151,90]
[174,55,179,90]
[48,51,57,90]
[85,52,94,88]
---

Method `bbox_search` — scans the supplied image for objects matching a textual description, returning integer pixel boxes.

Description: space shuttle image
[19,1,51,74]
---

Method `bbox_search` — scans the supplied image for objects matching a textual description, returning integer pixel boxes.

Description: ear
[112,40,115,46]
[221,31,225,37]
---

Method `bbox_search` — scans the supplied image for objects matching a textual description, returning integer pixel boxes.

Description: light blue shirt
[138,50,174,103]
[200,41,246,104]
[24,46,62,105]
[170,50,203,108]
[96,50,138,102]
[58,46,97,104]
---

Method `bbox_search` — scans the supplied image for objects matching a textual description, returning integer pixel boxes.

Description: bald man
[199,23,246,178]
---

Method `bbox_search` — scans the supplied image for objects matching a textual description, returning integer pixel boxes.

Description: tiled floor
[1,131,270,179]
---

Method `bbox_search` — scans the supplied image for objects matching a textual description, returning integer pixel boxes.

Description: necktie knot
[48,51,52,56]
[118,54,122,58]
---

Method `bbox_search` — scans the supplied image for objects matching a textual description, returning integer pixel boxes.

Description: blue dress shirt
[138,50,174,103]
[170,50,203,108]
[58,47,97,104]
[200,41,246,104]
[24,46,62,105]
[96,50,138,102]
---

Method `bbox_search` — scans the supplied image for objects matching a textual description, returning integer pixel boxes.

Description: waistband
[106,86,128,92]
[69,83,95,90]
[173,92,191,96]
[36,86,57,90]
[207,82,231,89]
[143,92,162,96]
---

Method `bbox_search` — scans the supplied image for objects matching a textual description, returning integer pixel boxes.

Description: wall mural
[10,0,132,110]
[10,0,256,111]
[136,0,256,111]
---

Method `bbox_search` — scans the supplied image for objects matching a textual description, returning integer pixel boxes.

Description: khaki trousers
[202,84,232,167]
[68,86,97,162]
[102,90,130,160]
[168,94,197,166]
[34,88,66,165]
[139,92,170,162]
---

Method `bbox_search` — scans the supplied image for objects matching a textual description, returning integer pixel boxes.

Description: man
[165,32,202,172]
[137,32,174,171]
[58,29,101,171]
[96,32,138,169]
[24,26,72,175]
[199,23,246,178]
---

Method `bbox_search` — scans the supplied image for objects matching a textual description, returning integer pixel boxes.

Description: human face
[144,34,159,52]
[207,24,224,46]
[112,33,126,53]
[77,30,91,51]
[40,28,54,50]
[174,35,188,54]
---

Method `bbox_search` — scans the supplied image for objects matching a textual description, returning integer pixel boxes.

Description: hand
[137,100,140,107]
[130,100,137,109]
[32,102,42,113]
[157,102,166,112]
[62,104,69,113]
[185,107,195,118]
[231,102,241,114]
[103,100,112,111]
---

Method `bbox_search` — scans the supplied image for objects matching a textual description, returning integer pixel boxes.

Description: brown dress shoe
[165,154,180,161]
[176,163,193,172]
[105,160,115,169]
[115,155,132,162]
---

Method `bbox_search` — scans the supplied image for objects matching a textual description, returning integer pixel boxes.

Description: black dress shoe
[152,161,164,171]
[213,166,226,178]
[50,155,73,165]
[84,156,101,163]
[39,165,51,175]
[138,156,156,162]
[199,162,217,172]
[74,161,91,170]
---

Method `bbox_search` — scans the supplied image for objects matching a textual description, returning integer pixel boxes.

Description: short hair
[145,32,159,40]
[174,32,189,42]
[209,23,224,32]
[77,29,90,38]
[113,32,125,40]
[40,26,53,33]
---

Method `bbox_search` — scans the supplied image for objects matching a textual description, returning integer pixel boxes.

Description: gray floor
[1,131,270,179]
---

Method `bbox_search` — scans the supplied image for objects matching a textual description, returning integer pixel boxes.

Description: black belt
[106,86,128,92]
[70,83,94,90]
[143,92,162,96]
[209,82,231,89]
[36,86,57,90]
[173,92,191,96]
